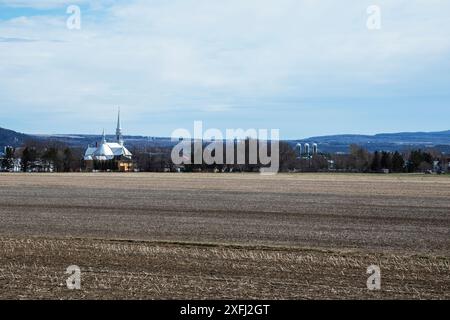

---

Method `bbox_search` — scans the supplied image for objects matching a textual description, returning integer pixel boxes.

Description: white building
[84,109,133,171]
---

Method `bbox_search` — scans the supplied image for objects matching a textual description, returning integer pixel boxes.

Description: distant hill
[291,130,450,153]
[0,126,176,151]
[0,127,29,149]
[26,129,450,154]
[1,126,449,154]
[31,134,175,150]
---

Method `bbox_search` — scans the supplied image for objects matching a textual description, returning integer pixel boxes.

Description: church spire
[116,107,124,145]
[102,129,106,144]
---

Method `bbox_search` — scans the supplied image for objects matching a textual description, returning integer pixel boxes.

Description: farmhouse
[84,109,133,172]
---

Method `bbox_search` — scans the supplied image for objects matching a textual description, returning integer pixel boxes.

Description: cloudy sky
[1,0,449,139]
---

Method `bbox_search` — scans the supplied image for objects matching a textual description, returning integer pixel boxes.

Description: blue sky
[1,0,449,139]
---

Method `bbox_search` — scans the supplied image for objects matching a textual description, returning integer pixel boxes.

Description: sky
[0,0,449,139]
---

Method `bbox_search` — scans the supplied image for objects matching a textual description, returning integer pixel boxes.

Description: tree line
[1,139,83,172]
[132,141,447,174]
[327,145,445,173]
[1,139,448,173]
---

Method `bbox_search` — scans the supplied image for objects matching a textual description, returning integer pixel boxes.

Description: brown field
[0,173,449,299]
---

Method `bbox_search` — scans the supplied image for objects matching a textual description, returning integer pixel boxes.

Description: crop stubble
[0,173,448,299]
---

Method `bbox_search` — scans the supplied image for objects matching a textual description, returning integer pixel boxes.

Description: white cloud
[0,0,104,9]
[0,0,449,135]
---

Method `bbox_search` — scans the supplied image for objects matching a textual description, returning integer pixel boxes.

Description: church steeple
[116,107,124,146]
[102,129,106,144]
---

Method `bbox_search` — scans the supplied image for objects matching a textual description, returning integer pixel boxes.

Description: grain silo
[296,143,302,158]
[304,143,310,156]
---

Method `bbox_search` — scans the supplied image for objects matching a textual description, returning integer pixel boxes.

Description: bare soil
[0,173,448,299]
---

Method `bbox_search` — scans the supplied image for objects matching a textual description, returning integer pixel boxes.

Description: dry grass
[0,237,448,299]
[0,173,449,299]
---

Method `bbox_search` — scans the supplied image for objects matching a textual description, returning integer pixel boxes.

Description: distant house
[84,109,133,172]
[0,146,20,172]
[0,150,4,171]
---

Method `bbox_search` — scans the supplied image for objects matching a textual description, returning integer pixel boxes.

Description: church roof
[85,142,132,161]
[83,109,132,161]
[109,143,132,157]
[84,147,97,157]
[94,142,114,157]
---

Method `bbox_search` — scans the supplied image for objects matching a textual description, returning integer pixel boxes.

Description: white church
[84,109,133,172]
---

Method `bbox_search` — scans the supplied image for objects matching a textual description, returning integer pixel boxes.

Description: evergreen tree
[407,150,433,172]
[63,148,74,172]
[380,151,392,170]
[371,151,381,172]
[391,152,405,172]
[21,147,37,172]
[1,147,15,171]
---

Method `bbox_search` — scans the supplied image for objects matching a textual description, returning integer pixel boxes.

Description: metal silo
[296,143,302,158]
[304,143,310,156]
